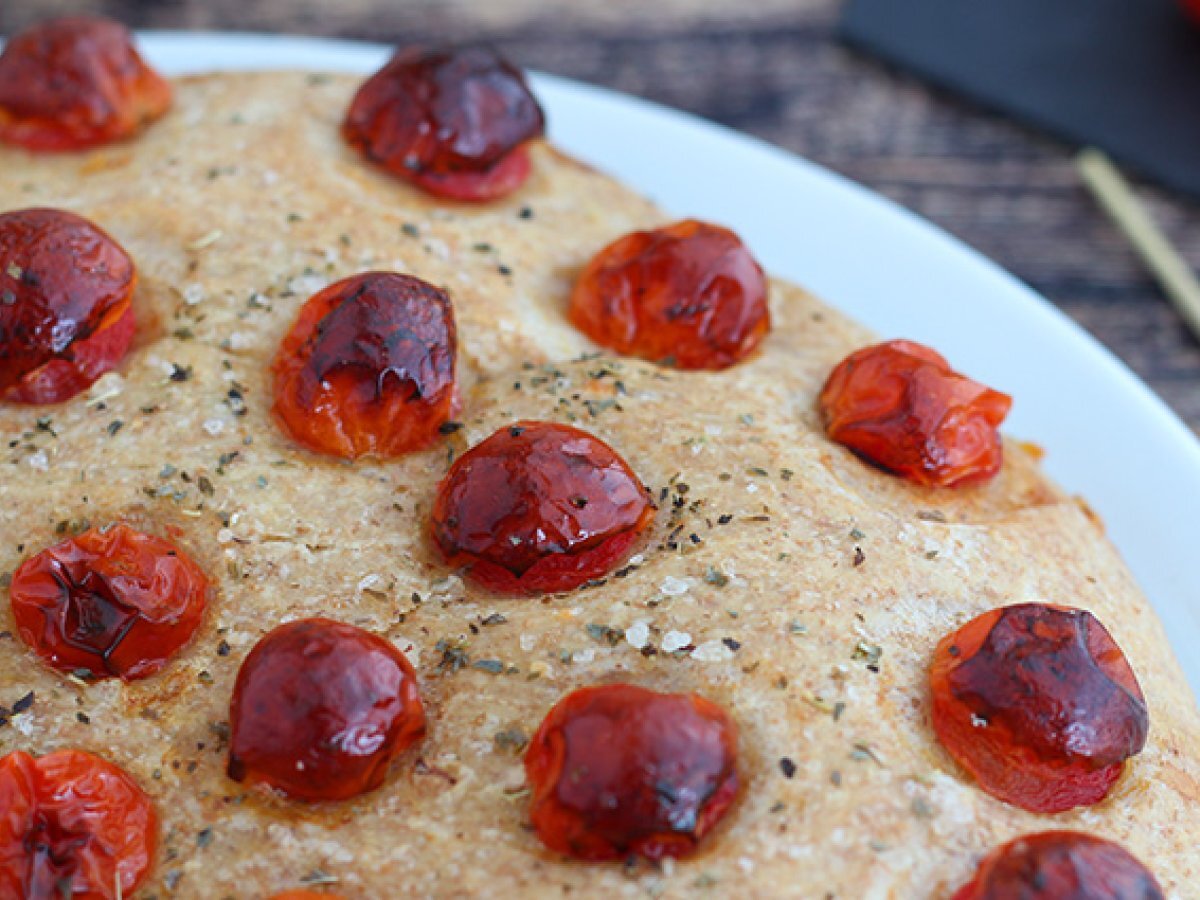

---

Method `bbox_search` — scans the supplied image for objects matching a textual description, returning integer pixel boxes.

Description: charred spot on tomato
[227,618,426,802]
[819,339,1012,488]
[568,220,770,370]
[0,16,171,152]
[271,272,458,459]
[952,831,1164,900]
[524,684,739,861]
[0,208,137,405]
[8,524,209,681]
[430,421,654,595]
[0,749,157,900]
[931,603,1148,813]
[343,45,545,201]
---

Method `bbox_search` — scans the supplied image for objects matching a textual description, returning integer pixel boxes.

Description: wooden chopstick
[1076,147,1200,342]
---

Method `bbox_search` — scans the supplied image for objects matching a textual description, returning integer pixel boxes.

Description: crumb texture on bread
[1,72,1198,899]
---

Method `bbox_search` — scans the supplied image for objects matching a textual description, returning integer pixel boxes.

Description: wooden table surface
[5,0,1200,432]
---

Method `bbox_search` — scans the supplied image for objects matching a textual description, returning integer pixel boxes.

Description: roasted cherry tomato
[568,219,770,370]
[931,603,1148,813]
[0,16,171,152]
[343,45,545,201]
[271,272,458,459]
[0,208,137,405]
[227,618,426,802]
[819,339,1012,487]
[953,831,1164,900]
[9,524,209,681]
[525,684,739,861]
[0,749,157,900]
[430,421,654,595]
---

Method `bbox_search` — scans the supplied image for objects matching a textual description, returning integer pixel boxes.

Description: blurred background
[3,0,1199,430]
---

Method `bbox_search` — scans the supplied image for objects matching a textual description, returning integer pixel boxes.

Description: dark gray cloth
[842,0,1200,200]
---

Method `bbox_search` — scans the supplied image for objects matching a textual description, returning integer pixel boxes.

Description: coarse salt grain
[289,274,329,296]
[662,630,692,653]
[625,620,650,650]
[87,372,124,403]
[187,229,223,250]
[27,450,48,472]
[691,639,733,662]
[429,575,465,601]
[202,419,225,436]
[659,576,691,596]
[357,574,386,593]
[500,764,526,792]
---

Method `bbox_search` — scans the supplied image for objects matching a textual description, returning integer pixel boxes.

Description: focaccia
[1,71,1197,899]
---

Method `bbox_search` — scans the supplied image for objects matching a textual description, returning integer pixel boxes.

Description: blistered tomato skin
[953,831,1164,900]
[0,16,171,152]
[271,272,458,459]
[430,421,654,595]
[568,220,770,370]
[0,749,157,900]
[9,524,209,681]
[524,684,739,861]
[819,339,1012,487]
[227,618,426,802]
[0,208,137,405]
[931,603,1148,813]
[343,45,545,201]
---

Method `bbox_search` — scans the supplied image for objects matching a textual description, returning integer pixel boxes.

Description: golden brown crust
[1,72,1197,899]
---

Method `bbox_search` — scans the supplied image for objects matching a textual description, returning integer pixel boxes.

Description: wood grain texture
[3,0,1200,431]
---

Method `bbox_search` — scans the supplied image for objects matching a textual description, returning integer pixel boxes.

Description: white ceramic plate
[70,33,1200,697]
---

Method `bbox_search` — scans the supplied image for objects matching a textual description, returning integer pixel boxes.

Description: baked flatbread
[1,72,1197,898]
